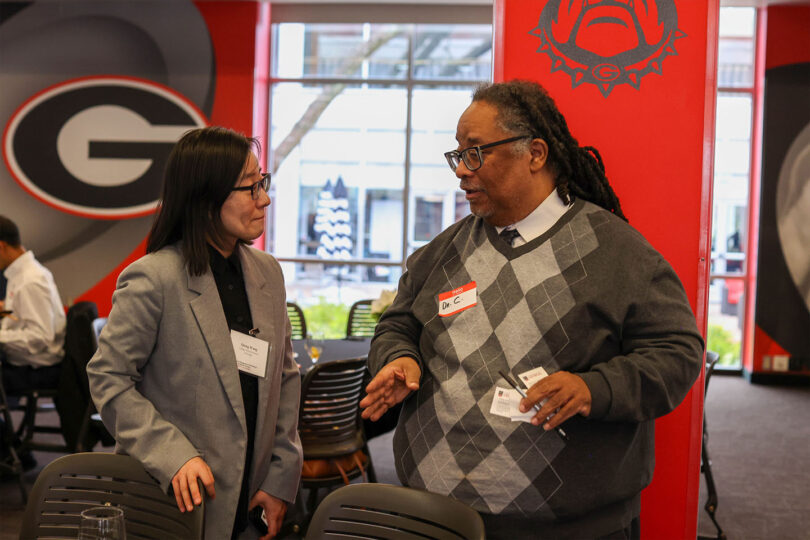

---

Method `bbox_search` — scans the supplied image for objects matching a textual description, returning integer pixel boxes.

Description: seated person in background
[0,214,66,396]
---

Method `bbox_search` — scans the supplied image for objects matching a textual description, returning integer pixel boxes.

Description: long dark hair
[472,80,627,221]
[147,126,260,275]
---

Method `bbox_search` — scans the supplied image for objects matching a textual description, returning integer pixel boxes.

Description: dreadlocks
[472,80,627,221]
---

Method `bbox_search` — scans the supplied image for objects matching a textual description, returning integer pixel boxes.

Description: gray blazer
[87,244,303,540]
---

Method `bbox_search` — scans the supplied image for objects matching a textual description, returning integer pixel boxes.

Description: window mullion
[401,26,415,268]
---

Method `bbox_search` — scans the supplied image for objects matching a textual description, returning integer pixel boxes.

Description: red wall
[75,2,262,314]
[494,1,717,537]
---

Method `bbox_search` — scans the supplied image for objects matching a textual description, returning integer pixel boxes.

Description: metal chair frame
[698,351,726,540]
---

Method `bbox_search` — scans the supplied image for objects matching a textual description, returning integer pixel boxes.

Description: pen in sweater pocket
[498,370,569,442]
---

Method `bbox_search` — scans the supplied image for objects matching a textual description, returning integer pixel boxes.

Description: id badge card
[230,330,270,378]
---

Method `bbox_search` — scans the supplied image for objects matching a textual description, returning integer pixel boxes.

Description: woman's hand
[249,490,287,539]
[171,456,215,512]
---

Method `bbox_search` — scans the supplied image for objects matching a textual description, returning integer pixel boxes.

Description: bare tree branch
[271,28,492,173]
[272,29,404,173]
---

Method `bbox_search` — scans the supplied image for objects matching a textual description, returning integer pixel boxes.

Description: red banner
[494,1,717,537]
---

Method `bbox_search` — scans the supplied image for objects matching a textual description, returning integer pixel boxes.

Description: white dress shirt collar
[3,250,34,280]
[495,191,572,247]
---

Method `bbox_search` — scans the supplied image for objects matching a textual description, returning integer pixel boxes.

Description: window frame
[709,6,764,372]
[265,5,493,275]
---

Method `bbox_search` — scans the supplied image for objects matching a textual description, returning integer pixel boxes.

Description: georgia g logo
[2,76,207,218]
[529,0,686,97]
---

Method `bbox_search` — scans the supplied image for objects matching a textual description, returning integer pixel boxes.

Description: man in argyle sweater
[361,80,703,539]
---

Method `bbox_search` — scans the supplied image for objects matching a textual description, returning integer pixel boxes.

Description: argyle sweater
[368,198,703,538]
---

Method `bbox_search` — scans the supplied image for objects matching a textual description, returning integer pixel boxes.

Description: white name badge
[230,330,270,378]
[489,386,535,423]
[438,281,477,317]
[519,366,550,410]
[518,366,549,388]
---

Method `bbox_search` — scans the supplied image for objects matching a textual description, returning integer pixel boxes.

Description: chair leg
[74,403,95,453]
[15,394,37,442]
[1,401,27,504]
[293,485,321,537]
[699,420,726,540]
[364,449,377,484]
[306,486,320,516]
[0,444,27,504]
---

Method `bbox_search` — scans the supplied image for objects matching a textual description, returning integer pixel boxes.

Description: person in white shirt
[0,215,66,396]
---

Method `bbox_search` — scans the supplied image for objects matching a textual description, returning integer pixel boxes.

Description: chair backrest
[20,452,204,540]
[346,299,376,338]
[65,302,99,377]
[286,302,307,340]
[55,302,102,450]
[299,357,368,458]
[305,483,486,540]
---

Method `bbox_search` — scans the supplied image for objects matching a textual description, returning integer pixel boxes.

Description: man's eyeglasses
[231,172,271,200]
[444,135,530,172]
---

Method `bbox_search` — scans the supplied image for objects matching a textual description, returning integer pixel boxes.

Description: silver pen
[498,370,569,442]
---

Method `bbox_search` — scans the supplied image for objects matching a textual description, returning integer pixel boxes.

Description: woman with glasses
[88,126,302,539]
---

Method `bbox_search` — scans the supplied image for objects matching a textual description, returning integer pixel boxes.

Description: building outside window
[263,6,755,347]
[708,6,758,368]
[265,15,492,332]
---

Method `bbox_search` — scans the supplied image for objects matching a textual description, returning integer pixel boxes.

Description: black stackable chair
[12,302,95,453]
[297,357,375,520]
[305,483,485,540]
[346,299,376,338]
[12,302,113,454]
[286,302,308,340]
[20,452,204,539]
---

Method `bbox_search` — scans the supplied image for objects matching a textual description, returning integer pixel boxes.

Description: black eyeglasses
[231,172,271,200]
[444,135,530,172]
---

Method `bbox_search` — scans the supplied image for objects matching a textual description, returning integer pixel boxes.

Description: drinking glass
[78,506,126,539]
[304,334,323,363]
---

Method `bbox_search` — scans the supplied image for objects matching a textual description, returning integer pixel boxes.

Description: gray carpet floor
[2,374,808,539]
[695,373,810,540]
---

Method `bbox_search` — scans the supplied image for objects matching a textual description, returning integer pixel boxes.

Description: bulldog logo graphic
[530,0,685,96]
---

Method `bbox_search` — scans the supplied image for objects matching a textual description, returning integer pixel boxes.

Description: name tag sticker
[438,281,477,317]
[230,330,270,378]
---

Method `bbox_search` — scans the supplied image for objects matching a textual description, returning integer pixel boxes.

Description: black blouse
[207,244,258,538]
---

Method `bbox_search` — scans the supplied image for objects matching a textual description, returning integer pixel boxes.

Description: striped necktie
[499,227,521,246]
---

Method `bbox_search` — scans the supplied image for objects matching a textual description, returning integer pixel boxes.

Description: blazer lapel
[187,268,247,435]
[239,248,278,404]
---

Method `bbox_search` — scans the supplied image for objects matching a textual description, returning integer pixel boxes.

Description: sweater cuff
[382,348,423,380]
[578,371,611,420]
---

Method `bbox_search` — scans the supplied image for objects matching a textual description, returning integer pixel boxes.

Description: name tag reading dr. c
[230,330,270,378]
[438,281,477,317]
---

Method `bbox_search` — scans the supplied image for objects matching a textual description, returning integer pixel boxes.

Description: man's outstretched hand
[360,357,420,421]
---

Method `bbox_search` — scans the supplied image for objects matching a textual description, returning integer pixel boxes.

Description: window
[708,7,758,368]
[265,15,492,330]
